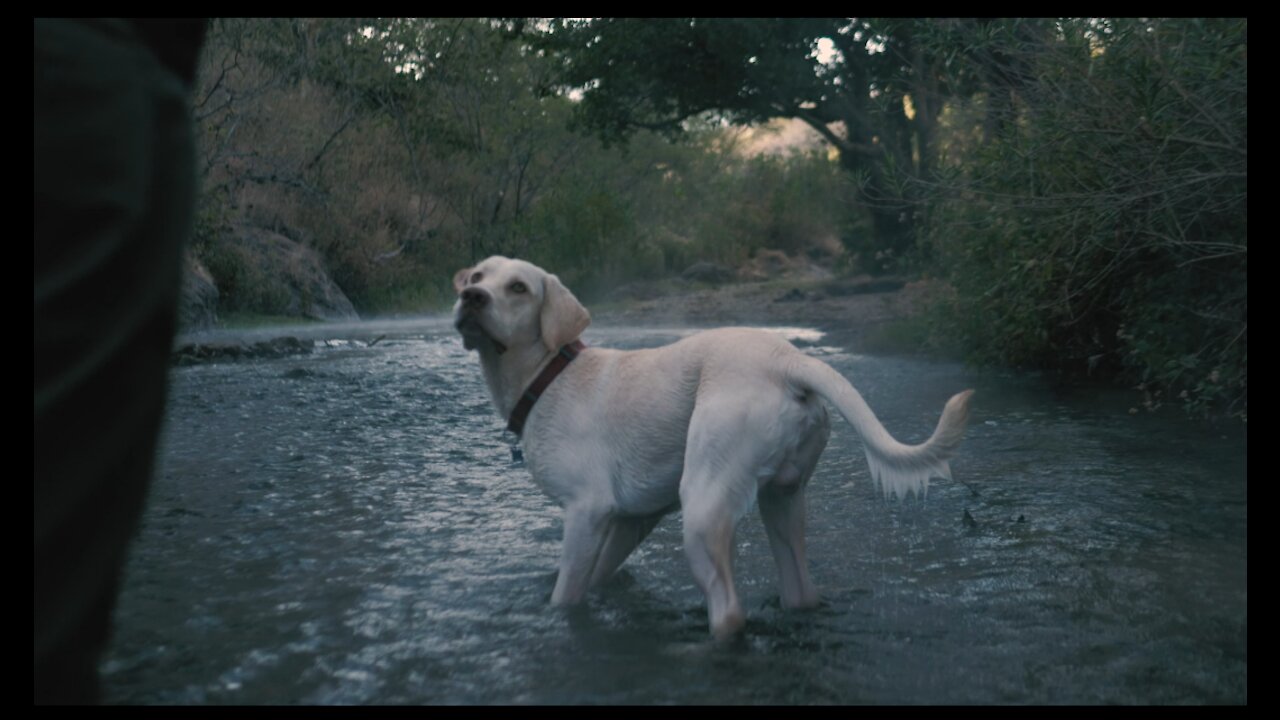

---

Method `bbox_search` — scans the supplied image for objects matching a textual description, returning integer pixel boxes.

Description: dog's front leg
[550,504,612,606]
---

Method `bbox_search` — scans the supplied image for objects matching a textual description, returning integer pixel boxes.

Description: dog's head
[453,256,590,354]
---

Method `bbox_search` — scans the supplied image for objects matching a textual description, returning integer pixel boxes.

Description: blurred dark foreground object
[34,18,206,704]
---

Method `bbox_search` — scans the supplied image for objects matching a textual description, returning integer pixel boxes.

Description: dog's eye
[509,281,528,294]
[469,271,483,285]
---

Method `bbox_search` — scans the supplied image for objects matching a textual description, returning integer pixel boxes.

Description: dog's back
[454,256,972,639]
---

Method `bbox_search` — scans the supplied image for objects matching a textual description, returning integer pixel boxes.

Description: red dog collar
[506,340,586,437]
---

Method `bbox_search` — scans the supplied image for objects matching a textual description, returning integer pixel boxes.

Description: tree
[189,18,856,311]
[528,18,959,270]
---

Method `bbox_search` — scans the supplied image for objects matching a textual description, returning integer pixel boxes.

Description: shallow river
[102,318,1247,704]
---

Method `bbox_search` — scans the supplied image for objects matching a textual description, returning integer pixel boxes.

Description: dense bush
[924,19,1246,418]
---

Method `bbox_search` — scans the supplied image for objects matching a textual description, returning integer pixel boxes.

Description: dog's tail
[788,355,974,500]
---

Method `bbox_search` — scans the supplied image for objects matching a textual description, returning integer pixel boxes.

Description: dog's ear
[453,267,472,294]
[540,273,591,351]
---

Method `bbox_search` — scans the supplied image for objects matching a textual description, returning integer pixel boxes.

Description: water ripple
[104,323,1246,704]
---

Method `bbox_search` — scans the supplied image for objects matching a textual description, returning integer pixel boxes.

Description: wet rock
[172,342,241,365]
[172,336,314,365]
[251,336,312,358]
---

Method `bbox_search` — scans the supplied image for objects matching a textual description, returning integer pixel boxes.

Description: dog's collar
[506,340,586,437]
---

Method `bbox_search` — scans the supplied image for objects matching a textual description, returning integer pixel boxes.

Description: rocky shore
[170,274,943,365]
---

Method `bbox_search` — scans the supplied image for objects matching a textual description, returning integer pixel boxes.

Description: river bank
[174,275,948,364]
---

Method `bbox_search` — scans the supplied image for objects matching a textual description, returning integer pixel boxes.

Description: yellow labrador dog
[453,255,973,639]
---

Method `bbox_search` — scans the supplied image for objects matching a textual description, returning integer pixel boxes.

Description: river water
[101,318,1247,704]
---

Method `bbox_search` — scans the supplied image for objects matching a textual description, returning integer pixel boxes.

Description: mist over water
[103,319,1246,704]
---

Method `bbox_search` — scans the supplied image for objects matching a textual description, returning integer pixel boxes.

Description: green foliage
[507,129,856,300]
[191,18,855,314]
[534,19,833,142]
[189,17,1247,419]
[529,18,955,264]
[924,18,1247,418]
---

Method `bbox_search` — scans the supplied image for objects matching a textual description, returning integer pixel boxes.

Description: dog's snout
[460,287,489,309]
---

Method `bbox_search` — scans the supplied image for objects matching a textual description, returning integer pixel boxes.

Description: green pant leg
[35,18,199,704]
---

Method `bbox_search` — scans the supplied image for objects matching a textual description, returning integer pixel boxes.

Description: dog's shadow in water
[543,568,838,659]
[531,569,711,654]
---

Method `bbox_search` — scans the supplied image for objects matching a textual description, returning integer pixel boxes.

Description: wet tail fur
[789,356,974,500]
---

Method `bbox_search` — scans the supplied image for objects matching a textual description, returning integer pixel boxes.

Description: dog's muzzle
[454,292,507,354]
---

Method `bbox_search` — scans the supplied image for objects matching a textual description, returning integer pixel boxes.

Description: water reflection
[105,320,1246,704]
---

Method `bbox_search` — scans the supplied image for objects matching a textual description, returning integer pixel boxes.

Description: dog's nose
[460,287,489,309]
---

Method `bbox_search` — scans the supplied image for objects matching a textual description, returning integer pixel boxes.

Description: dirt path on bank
[591,277,946,353]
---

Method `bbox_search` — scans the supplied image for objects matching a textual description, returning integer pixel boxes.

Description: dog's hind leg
[679,397,761,639]
[681,490,746,640]
[588,511,667,588]
[758,484,819,609]
[758,415,828,609]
